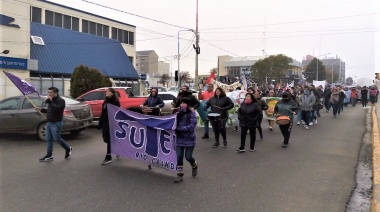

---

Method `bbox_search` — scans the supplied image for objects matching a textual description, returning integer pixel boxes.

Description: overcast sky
[48,0,379,84]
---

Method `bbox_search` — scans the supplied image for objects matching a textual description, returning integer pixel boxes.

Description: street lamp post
[316,53,331,81]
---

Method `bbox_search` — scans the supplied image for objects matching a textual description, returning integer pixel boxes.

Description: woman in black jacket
[254,90,268,139]
[141,88,164,116]
[237,93,262,152]
[97,88,120,165]
[205,87,234,148]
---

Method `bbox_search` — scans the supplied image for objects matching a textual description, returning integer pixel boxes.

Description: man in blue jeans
[36,87,72,162]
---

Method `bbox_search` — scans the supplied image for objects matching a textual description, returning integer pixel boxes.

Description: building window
[31,7,42,23]
[117,29,123,42]
[112,27,117,40]
[54,12,62,28]
[123,30,129,44]
[72,17,79,31]
[89,21,96,35]
[96,23,102,36]
[45,10,54,26]
[128,56,133,64]
[82,20,89,33]
[63,15,71,29]
[102,25,109,38]
[129,31,134,45]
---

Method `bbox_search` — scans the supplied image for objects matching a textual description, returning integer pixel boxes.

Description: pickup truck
[76,87,147,120]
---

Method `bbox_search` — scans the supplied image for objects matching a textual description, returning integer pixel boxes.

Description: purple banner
[107,104,178,171]
[3,71,39,96]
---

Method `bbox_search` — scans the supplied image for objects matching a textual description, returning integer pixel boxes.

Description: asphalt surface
[0,106,369,212]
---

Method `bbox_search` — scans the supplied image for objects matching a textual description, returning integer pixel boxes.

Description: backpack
[370,89,377,97]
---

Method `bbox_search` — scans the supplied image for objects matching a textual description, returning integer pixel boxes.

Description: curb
[372,106,380,212]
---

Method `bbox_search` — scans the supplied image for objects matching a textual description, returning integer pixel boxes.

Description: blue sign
[140,74,147,80]
[0,56,28,70]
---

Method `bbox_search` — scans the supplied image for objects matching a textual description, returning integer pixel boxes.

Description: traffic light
[175,71,178,81]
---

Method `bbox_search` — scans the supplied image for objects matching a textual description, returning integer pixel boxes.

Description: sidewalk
[372,104,380,212]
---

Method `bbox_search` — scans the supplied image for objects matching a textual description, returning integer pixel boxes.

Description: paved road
[0,106,369,212]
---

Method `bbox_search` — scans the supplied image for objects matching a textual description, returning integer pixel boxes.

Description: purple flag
[3,71,39,96]
[107,104,178,172]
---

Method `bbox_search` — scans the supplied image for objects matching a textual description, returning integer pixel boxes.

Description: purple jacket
[176,109,197,147]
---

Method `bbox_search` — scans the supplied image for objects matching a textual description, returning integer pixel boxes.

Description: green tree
[70,65,112,98]
[160,73,171,87]
[304,58,326,82]
[251,54,293,85]
[346,77,353,85]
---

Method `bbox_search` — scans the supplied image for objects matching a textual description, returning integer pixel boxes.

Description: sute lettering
[159,130,171,155]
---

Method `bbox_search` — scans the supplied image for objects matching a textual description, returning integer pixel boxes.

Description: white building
[1,0,140,99]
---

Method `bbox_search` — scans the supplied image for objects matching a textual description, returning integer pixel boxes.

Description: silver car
[0,95,93,140]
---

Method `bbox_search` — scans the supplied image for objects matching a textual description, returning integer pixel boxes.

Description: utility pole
[194,0,200,90]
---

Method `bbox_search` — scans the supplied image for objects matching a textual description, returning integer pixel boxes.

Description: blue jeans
[46,121,70,156]
[301,110,312,125]
[297,108,302,122]
[204,119,209,135]
[176,146,195,166]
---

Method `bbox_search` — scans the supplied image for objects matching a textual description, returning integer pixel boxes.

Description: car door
[80,91,104,118]
[0,97,22,132]
[17,97,45,131]
[158,93,176,115]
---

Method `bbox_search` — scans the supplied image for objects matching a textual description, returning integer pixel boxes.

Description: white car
[156,91,177,115]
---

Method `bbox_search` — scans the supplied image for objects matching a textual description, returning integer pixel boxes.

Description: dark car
[0,95,93,140]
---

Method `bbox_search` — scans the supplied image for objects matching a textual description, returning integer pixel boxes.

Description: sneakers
[101,159,112,165]
[282,144,288,148]
[192,163,198,177]
[174,176,183,183]
[201,134,209,139]
[269,126,273,131]
[39,155,53,162]
[304,125,309,130]
[148,164,152,170]
[309,122,314,126]
[249,148,255,152]
[223,141,228,148]
[65,147,72,159]
[237,148,245,153]
[260,134,263,140]
[314,119,318,124]
[212,143,220,148]
[297,121,300,125]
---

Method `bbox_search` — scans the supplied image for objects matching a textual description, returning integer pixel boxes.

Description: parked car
[76,87,147,120]
[0,95,93,140]
[155,91,178,115]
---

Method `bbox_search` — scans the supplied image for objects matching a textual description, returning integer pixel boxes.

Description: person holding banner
[204,87,234,148]
[274,92,298,148]
[198,84,214,139]
[97,88,120,165]
[174,97,198,183]
[237,93,262,152]
[36,87,72,162]
[140,88,164,116]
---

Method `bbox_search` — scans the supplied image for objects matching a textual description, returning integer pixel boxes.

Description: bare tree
[179,71,191,85]
[160,73,171,87]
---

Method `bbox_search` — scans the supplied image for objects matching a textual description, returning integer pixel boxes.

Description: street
[0,106,370,212]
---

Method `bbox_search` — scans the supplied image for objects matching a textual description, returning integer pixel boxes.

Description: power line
[200,27,377,34]
[200,13,376,31]
[80,0,192,30]
[200,38,240,56]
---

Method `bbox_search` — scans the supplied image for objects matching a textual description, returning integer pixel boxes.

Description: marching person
[97,88,121,165]
[173,85,200,112]
[174,97,198,183]
[198,84,215,139]
[350,88,358,107]
[324,85,332,112]
[36,87,72,162]
[205,87,234,148]
[140,88,164,116]
[237,93,262,152]
[274,92,298,148]
[330,87,340,118]
[361,86,368,107]
[254,89,268,139]
[298,86,315,130]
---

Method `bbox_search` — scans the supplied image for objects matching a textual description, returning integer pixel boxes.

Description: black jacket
[257,98,268,120]
[205,94,234,119]
[41,95,65,122]
[143,92,164,116]
[98,96,121,130]
[174,91,200,109]
[238,102,262,128]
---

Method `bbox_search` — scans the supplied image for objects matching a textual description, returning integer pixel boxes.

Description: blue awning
[30,23,139,80]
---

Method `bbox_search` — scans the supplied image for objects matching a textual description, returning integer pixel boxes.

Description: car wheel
[70,129,83,135]
[37,122,47,141]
